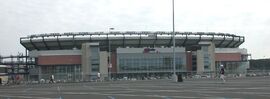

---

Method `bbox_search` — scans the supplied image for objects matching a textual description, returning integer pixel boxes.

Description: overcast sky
[0,0,269,59]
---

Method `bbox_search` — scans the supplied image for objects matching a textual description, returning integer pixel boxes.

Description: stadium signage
[143,48,160,54]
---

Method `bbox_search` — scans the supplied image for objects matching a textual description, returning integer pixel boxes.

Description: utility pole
[172,0,177,82]
[108,28,114,81]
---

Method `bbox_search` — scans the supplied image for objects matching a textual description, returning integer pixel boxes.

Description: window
[202,46,208,52]
[117,53,186,72]
[90,47,100,72]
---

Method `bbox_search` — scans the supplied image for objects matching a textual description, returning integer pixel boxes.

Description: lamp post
[263,56,266,73]
[108,28,114,80]
[172,0,177,82]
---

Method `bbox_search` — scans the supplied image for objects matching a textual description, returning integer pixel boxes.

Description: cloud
[0,0,269,58]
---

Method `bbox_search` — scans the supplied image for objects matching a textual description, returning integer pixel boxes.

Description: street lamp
[172,0,177,82]
[108,28,114,80]
[263,56,266,73]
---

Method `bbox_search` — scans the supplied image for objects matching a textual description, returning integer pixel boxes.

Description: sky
[0,0,269,59]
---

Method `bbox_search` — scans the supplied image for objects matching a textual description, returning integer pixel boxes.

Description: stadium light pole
[263,56,266,73]
[108,28,114,81]
[172,0,177,82]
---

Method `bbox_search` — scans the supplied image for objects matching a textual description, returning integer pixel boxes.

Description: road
[0,77,270,99]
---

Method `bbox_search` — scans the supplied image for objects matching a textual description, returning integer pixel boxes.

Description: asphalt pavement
[0,76,270,99]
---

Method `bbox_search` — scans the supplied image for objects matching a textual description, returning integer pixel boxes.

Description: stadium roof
[20,31,245,51]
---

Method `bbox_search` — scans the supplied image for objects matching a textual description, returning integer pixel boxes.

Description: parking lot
[0,76,270,99]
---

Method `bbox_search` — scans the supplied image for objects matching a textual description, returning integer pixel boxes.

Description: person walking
[15,75,20,84]
[49,75,54,83]
[0,78,2,85]
[220,65,226,83]
[52,75,54,83]
[97,72,101,82]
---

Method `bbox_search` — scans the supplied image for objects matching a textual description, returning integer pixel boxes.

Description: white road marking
[63,92,200,98]
[23,88,33,92]
[0,94,58,99]
[163,96,171,99]
[107,96,115,99]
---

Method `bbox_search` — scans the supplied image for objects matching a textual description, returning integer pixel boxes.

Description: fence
[246,70,270,77]
[3,70,270,84]
[28,73,110,83]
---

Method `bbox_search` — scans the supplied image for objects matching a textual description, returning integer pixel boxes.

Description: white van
[0,76,8,85]
[0,65,8,85]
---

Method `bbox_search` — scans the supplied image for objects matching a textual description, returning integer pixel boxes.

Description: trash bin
[177,74,183,82]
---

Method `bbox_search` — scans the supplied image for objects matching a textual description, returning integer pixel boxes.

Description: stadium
[20,31,249,81]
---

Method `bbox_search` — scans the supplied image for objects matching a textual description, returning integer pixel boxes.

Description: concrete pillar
[81,43,99,81]
[81,43,90,81]
[99,51,108,81]
[196,50,204,74]
[197,42,216,77]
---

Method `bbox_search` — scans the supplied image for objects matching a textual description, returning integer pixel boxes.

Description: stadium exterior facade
[20,31,249,81]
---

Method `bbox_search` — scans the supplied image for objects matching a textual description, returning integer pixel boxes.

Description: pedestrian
[0,78,2,85]
[49,76,52,83]
[50,75,54,83]
[51,75,54,83]
[11,75,14,84]
[15,75,20,84]
[220,65,226,83]
[97,72,101,82]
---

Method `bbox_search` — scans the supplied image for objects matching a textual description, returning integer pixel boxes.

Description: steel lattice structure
[20,31,244,51]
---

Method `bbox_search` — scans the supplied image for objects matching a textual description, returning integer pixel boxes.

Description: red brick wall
[38,55,81,65]
[215,53,241,61]
[186,52,192,71]
[111,52,117,73]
